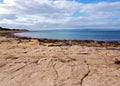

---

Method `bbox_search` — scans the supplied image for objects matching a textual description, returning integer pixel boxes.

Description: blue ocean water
[15,29,120,41]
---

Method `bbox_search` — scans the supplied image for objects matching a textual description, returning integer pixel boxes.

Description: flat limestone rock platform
[0,32,120,86]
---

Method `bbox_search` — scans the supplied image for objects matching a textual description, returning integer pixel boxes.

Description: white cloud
[3,0,14,4]
[0,0,120,30]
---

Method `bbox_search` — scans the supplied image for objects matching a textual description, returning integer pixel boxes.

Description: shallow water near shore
[15,29,120,42]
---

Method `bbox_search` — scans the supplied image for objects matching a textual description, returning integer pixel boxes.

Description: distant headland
[0,26,28,31]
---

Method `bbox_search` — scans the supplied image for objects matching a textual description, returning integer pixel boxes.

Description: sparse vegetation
[0,26,28,31]
[0,27,10,31]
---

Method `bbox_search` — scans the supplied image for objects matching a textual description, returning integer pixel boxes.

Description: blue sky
[0,0,3,3]
[0,0,120,30]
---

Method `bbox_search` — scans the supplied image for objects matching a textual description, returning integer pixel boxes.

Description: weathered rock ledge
[0,31,120,86]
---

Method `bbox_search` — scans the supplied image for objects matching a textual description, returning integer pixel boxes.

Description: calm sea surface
[15,29,120,41]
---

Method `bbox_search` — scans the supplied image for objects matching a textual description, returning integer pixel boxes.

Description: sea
[14,29,120,42]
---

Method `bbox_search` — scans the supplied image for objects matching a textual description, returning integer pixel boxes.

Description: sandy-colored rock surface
[0,35,120,86]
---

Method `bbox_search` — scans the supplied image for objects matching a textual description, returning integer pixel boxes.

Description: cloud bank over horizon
[0,0,120,30]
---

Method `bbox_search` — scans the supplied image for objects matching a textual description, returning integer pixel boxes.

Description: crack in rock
[80,60,90,86]
[51,59,59,85]
[52,62,58,79]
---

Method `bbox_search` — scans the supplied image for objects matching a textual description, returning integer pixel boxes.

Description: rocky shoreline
[0,30,120,86]
[1,30,120,47]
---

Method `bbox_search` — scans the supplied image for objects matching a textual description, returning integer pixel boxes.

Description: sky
[0,0,120,30]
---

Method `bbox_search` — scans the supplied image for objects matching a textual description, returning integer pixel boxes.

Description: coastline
[0,30,120,86]
[5,30,120,47]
